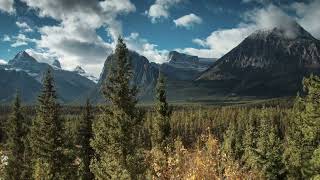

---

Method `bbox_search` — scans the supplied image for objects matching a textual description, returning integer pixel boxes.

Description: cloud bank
[20,0,136,76]
[174,13,202,29]
[0,0,15,14]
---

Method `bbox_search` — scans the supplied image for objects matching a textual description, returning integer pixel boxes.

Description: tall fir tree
[77,98,94,180]
[255,108,284,179]
[91,37,146,179]
[151,71,172,149]
[4,92,30,180]
[29,69,67,179]
[284,75,320,179]
[242,110,259,171]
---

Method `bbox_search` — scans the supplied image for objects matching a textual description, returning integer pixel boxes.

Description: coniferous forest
[0,38,319,180]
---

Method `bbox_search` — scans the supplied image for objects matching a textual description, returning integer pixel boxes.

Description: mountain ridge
[198,23,320,95]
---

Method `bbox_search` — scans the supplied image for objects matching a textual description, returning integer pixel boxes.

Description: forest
[0,38,319,180]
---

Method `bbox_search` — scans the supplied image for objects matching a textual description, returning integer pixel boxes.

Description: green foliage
[77,99,94,180]
[284,75,320,179]
[29,69,69,179]
[4,93,31,180]
[1,73,320,179]
[151,71,172,149]
[91,37,146,179]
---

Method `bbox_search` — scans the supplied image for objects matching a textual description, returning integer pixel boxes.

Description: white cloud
[16,21,34,32]
[0,0,15,14]
[0,59,7,64]
[192,38,206,47]
[21,0,136,76]
[2,34,11,41]
[25,48,58,64]
[10,34,37,47]
[180,4,300,58]
[146,0,183,23]
[125,32,169,63]
[35,23,112,76]
[291,0,320,39]
[175,48,214,59]
[174,13,202,29]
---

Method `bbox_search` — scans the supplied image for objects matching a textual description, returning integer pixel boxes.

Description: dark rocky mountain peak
[52,59,61,69]
[74,65,86,74]
[248,23,315,41]
[8,51,38,65]
[198,23,320,96]
[168,51,199,65]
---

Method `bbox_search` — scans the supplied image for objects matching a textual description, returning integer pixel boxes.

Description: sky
[0,0,319,76]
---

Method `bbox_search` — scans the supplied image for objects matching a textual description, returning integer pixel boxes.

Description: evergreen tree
[256,109,284,179]
[242,110,259,170]
[151,71,172,149]
[222,118,236,159]
[91,37,146,179]
[4,92,29,180]
[284,75,320,179]
[77,99,94,180]
[30,69,66,179]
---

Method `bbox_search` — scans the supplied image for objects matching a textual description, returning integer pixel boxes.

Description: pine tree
[91,37,146,179]
[4,92,29,180]
[242,109,259,170]
[151,71,172,149]
[284,75,320,179]
[30,69,66,179]
[255,108,284,179]
[222,118,236,159]
[77,99,94,180]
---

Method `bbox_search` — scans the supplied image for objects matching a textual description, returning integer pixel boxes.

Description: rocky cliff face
[198,24,320,96]
[161,51,215,80]
[97,51,159,95]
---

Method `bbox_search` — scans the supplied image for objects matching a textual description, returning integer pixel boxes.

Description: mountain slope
[161,51,216,80]
[98,51,159,92]
[0,69,41,103]
[0,51,96,103]
[198,24,320,96]
[73,66,98,83]
[91,51,159,102]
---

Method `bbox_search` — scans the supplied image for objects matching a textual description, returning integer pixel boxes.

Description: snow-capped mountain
[52,59,61,69]
[73,66,98,83]
[0,51,95,103]
[198,23,320,95]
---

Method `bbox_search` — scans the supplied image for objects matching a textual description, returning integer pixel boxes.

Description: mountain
[52,59,61,69]
[91,50,221,103]
[198,23,320,96]
[73,66,98,83]
[92,51,158,102]
[160,51,216,80]
[0,51,96,103]
[0,69,41,103]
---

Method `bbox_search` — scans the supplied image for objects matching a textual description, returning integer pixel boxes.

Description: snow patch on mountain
[73,66,98,83]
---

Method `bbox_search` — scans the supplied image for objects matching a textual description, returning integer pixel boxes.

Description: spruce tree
[77,99,94,180]
[222,118,236,159]
[4,92,28,180]
[256,109,284,179]
[30,69,66,179]
[151,71,172,149]
[91,37,146,179]
[242,110,259,170]
[284,75,320,179]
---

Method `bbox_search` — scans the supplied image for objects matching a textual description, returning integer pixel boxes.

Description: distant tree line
[0,38,319,179]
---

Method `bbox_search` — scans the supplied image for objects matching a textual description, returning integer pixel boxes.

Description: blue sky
[0,0,319,76]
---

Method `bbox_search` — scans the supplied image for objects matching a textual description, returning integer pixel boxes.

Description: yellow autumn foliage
[147,133,258,179]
